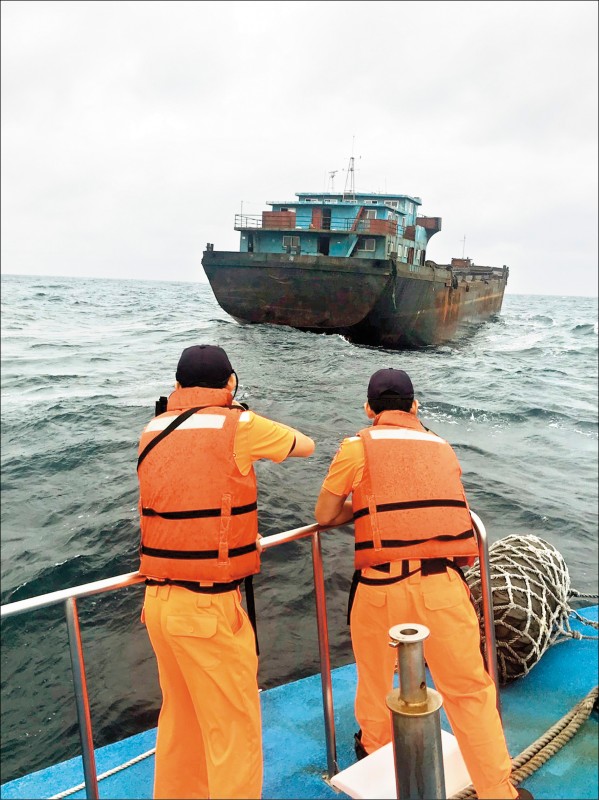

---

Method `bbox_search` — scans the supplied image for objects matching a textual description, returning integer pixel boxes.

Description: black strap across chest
[137,407,202,471]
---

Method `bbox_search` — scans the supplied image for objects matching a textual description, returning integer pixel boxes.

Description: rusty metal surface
[202,251,391,328]
[262,211,297,229]
[416,216,442,234]
[202,250,507,349]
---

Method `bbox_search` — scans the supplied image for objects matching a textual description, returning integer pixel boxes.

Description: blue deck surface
[1,608,597,800]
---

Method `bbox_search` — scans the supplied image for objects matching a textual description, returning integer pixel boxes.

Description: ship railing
[235,213,263,228]
[452,266,507,279]
[0,512,498,800]
[234,213,401,237]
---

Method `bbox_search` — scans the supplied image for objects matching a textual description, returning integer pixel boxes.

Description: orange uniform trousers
[143,583,262,799]
[351,561,518,800]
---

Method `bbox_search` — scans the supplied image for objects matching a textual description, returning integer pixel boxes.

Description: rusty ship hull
[201,250,508,349]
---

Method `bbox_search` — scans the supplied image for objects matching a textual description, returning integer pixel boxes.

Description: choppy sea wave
[1,273,597,781]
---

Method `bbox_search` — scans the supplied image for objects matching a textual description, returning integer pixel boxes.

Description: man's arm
[242,412,315,463]
[315,488,353,527]
[287,430,315,458]
[315,437,361,526]
[268,420,314,458]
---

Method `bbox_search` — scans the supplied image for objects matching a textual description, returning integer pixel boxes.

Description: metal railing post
[470,511,501,716]
[386,624,446,800]
[64,597,99,799]
[2,514,495,792]
[310,530,339,778]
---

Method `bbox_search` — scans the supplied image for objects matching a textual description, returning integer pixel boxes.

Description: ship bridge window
[283,235,300,247]
[365,209,377,219]
[357,237,376,251]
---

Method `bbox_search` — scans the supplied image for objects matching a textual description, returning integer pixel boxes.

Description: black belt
[347,558,465,624]
[145,577,244,593]
[145,575,260,655]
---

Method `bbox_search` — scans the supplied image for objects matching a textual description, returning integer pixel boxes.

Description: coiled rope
[465,534,598,684]
[450,685,598,800]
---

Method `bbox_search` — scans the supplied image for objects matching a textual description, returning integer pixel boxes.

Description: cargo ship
[201,162,509,349]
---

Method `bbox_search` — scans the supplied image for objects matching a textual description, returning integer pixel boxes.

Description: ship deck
[2,607,597,800]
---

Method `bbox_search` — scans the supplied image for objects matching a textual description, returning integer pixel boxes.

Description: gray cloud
[1,0,597,295]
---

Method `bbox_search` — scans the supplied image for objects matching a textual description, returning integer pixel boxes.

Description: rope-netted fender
[450,686,598,799]
[465,534,598,685]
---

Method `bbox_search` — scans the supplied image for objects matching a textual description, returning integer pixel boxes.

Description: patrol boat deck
[1,518,597,800]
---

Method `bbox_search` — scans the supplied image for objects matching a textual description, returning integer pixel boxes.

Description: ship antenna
[343,157,356,201]
[461,234,466,259]
[329,170,338,192]
[343,136,360,201]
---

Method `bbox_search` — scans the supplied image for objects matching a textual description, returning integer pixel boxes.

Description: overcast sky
[1,0,597,296]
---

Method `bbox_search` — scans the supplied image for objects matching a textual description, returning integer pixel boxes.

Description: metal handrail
[234,213,402,237]
[0,515,498,799]
[0,572,146,618]
[471,511,501,712]
[0,522,338,799]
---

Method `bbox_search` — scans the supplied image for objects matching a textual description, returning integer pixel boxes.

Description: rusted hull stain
[202,251,507,349]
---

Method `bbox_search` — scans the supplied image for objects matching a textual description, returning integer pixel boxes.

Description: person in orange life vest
[137,344,315,800]
[314,368,523,800]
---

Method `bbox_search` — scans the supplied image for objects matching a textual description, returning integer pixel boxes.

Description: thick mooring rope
[450,685,598,800]
[465,534,598,685]
[51,688,599,799]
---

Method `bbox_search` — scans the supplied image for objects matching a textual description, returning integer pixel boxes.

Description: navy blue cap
[367,368,414,401]
[176,345,233,388]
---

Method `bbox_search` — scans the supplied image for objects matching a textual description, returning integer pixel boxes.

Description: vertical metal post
[64,597,99,799]
[310,530,339,778]
[386,624,446,800]
[470,512,502,716]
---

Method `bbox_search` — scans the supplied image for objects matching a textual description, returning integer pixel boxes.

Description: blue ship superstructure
[237,190,441,268]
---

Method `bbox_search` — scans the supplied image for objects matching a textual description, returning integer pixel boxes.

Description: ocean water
[1,273,597,783]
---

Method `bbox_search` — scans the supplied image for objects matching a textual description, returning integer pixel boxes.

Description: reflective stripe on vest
[137,393,259,583]
[352,411,478,568]
[143,413,227,431]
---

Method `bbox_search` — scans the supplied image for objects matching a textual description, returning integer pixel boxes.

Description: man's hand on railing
[315,492,354,528]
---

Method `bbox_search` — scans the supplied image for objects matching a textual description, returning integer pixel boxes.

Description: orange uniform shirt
[321,436,365,497]
[233,409,297,474]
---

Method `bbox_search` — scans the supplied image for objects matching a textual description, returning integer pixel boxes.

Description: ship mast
[343,156,356,202]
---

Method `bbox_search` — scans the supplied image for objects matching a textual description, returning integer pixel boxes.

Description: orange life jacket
[352,410,478,569]
[137,386,260,583]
